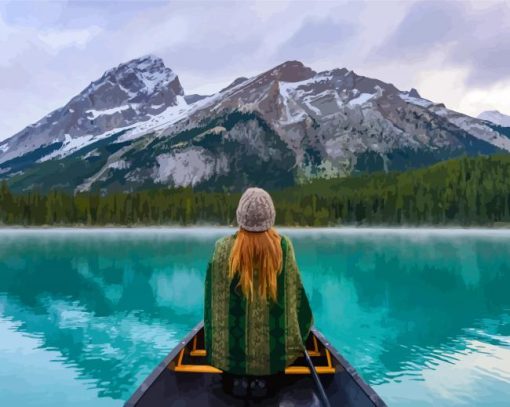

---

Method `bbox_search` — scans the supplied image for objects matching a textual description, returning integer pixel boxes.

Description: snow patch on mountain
[399,94,434,108]
[349,93,375,107]
[107,160,128,170]
[83,149,101,159]
[478,110,510,127]
[278,82,308,124]
[288,74,332,89]
[139,67,177,94]
[303,94,324,116]
[39,134,96,162]
[86,105,132,119]
[116,96,190,142]
[278,74,337,122]
[41,95,193,162]
[117,92,226,143]
[39,126,131,162]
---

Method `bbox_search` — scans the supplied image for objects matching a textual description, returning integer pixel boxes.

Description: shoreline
[1,225,510,235]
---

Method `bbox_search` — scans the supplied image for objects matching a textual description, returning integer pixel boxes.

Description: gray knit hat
[236,187,276,232]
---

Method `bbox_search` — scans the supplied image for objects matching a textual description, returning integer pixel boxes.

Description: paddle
[303,347,331,407]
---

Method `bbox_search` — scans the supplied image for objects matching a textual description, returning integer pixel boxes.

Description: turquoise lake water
[0,228,509,406]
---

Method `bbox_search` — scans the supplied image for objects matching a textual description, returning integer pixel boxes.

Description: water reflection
[0,230,227,403]
[291,232,510,405]
[0,229,509,406]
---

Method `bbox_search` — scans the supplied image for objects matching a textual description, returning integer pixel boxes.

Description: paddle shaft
[303,348,331,407]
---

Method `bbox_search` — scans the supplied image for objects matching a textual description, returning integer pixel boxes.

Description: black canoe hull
[125,322,386,407]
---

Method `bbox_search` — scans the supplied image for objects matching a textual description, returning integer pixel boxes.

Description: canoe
[125,321,387,406]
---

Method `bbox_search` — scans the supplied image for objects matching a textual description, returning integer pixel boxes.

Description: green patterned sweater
[204,233,313,376]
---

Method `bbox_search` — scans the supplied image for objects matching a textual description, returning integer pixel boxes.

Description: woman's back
[204,228,313,376]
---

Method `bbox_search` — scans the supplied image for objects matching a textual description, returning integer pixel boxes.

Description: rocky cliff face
[1,58,509,193]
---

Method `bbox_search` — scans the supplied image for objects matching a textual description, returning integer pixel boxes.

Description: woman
[204,187,313,397]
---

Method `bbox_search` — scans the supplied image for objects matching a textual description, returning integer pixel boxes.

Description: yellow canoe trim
[174,364,223,373]
[284,366,336,374]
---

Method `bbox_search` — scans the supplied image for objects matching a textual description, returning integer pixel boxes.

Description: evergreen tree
[2,154,510,226]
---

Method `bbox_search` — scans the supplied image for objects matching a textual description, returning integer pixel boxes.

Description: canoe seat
[170,330,335,375]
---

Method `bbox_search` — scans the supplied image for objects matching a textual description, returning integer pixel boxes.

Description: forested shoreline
[1,154,510,227]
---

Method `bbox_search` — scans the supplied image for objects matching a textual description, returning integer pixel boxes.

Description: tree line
[1,154,510,226]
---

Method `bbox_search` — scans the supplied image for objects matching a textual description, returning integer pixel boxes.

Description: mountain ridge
[1,56,509,193]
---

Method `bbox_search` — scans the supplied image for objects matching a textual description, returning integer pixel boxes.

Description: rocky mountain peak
[220,77,249,93]
[408,88,421,98]
[93,54,183,98]
[326,67,350,77]
[204,62,316,115]
[0,54,187,165]
[263,60,316,83]
[109,54,165,72]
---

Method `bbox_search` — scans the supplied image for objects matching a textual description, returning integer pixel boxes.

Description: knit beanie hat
[236,187,276,232]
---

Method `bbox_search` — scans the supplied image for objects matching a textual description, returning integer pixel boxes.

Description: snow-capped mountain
[478,110,510,128]
[139,60,509,187]
[1,58,509,193]
[0,55,185,165]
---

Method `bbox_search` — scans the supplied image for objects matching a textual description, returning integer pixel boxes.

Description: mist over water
[0,228,509,406]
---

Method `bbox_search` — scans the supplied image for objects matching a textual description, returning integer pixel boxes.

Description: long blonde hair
[228,227,283,302]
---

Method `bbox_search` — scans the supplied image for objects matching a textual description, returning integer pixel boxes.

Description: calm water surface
[0,228,509,406]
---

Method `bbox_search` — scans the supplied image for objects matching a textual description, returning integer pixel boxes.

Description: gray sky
[1,0,510,140]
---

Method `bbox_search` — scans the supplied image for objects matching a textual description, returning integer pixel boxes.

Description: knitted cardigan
[204,233,313,376]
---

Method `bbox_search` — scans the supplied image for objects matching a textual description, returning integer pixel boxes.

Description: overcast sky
[1,0,510,140]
